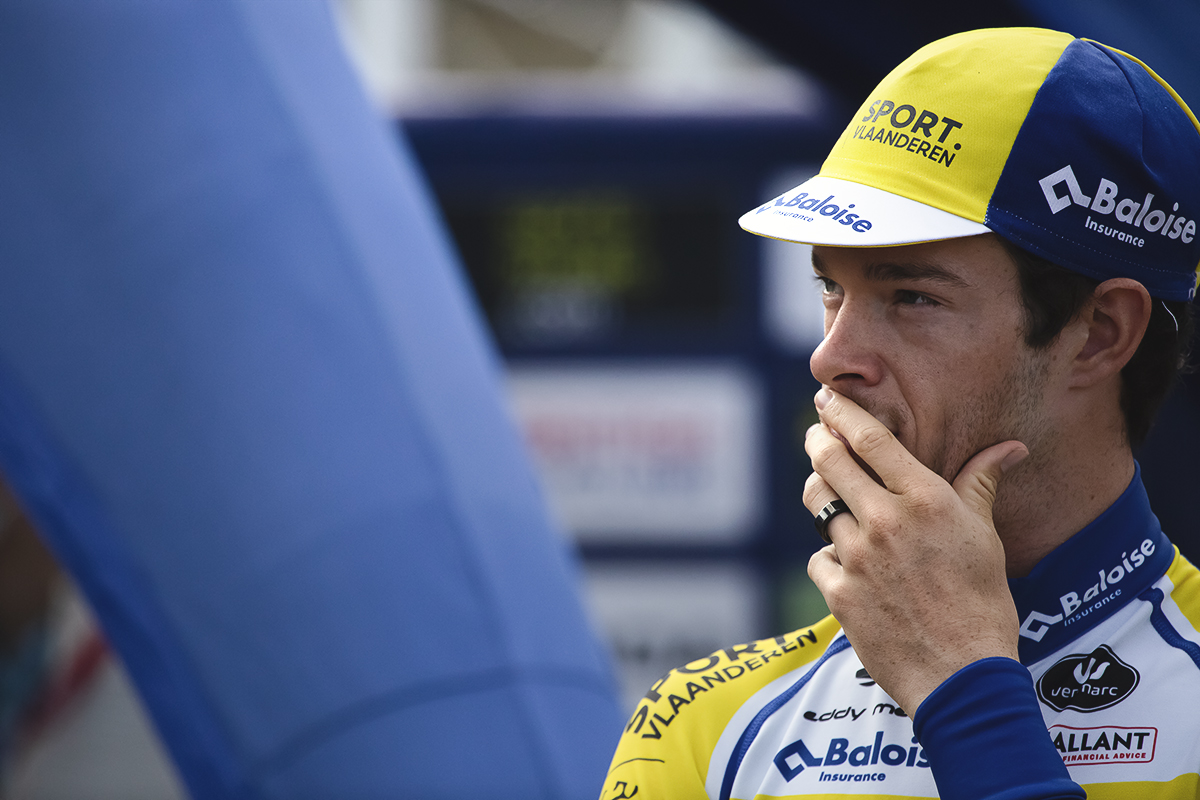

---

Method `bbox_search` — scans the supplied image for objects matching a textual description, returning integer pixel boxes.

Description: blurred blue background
[336,0,1200,711]
[1,2,1196,798]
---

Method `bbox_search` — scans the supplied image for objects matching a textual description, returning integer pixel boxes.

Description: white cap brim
[739,175,991,247]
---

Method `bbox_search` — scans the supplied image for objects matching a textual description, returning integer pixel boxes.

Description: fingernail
[814,387,833,410]
[805,423,820,440]
[1000,446,1029,475]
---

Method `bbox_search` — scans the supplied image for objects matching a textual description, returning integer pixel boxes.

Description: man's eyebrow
[811,251,971,288]
[864,260,971,287]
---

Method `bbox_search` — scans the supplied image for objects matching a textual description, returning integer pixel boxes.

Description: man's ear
[1070,278,1152,387]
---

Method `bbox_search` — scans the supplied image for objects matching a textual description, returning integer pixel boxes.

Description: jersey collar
[1007,464,1173,665]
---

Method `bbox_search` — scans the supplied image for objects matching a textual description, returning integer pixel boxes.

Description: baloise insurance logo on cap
[1038,165,1197,249]
[752,190,874,233]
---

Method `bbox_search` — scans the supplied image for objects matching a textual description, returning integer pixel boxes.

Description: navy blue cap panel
[987,39,1200,300]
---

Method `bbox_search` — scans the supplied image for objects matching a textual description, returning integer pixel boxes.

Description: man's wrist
[913,657,1084,800]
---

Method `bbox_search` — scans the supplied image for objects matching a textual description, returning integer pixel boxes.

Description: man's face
[808,234,1059,484]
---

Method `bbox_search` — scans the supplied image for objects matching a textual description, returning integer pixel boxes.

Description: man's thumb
[953,441,1029,516]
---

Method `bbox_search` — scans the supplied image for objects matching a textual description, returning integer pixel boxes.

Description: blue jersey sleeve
[913,657,1086,800]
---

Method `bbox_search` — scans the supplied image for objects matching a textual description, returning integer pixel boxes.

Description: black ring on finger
[814,499,851,544]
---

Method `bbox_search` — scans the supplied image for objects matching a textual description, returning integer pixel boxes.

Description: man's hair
[1001,239,1195,448]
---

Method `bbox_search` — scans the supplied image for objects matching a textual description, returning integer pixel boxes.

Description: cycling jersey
[599,468,1200,799]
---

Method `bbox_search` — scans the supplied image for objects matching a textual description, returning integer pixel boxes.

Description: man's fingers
[808,544,841,584]
[804,470,857,544]
[802,463,840,515]
[813,388,928,494]
[952,440,1029,518]
[805,419,889,511]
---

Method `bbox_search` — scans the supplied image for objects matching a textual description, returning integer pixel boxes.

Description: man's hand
[804,388,1029,715]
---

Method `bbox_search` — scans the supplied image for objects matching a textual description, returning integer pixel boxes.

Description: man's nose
[809,304,885,388]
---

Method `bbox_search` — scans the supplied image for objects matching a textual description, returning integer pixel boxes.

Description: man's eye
[814,276,840,294]
[896,290,938,306]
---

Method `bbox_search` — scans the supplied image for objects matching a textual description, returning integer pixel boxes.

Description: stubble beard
[835,345,1055,503]
[935,346,1056,536]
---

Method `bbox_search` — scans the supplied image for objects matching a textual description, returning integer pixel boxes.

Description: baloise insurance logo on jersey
[773,731,928,785]
[1036,644,1139,712]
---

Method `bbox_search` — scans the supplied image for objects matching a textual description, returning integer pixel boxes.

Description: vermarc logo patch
[1036,644,1139,712]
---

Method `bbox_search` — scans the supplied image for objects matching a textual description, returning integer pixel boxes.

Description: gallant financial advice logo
[1039,165,1197,247]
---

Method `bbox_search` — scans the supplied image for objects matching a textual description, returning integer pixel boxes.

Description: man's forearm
[914,657,1084,800]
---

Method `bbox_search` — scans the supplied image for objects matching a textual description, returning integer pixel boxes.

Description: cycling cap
[739,28,1200,300]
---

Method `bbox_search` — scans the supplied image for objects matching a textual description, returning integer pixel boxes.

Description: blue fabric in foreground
[0,1,622,797]
[914,658,1085,800]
